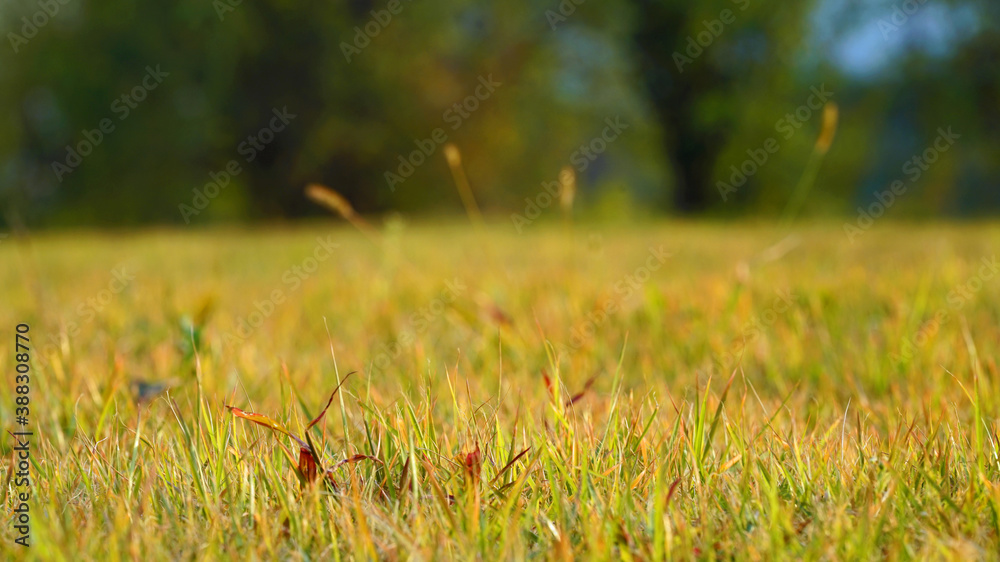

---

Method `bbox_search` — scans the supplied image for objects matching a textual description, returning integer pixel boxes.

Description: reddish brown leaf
[463,444,482,483]
[298,447,318,483]
[486,302,512,326]
[307,371,356,430]
[665,477,682,508]
[565,375,598,407]
[543,370,554,398]
[226,405,307,448]
[333,454,382,469]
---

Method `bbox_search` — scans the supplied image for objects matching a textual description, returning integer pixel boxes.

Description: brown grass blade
[333,454,383,470]
[306,183,357,219]
[665,477,682,507]
[307,371,356,430]
[305,184,378,241]
[565,375,598,407]
[226,406,307,448]
[489,446,531,485]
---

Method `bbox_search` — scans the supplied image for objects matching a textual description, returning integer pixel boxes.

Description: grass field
[4,221,1000,560]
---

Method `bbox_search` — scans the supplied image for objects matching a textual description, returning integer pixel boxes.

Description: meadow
[3,221,1000,560]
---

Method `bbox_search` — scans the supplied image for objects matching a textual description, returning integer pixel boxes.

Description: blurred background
[0,0,997,227]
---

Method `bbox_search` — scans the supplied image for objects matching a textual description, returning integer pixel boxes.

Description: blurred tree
[0,0,997,225]
[629,0,812,212]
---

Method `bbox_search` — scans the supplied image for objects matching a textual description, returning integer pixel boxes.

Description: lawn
[3,221,1000,559]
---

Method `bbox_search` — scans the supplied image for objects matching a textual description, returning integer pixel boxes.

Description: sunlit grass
[3,221,1000,559]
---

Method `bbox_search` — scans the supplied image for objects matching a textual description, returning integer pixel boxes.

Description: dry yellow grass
[2,221,1000,559]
